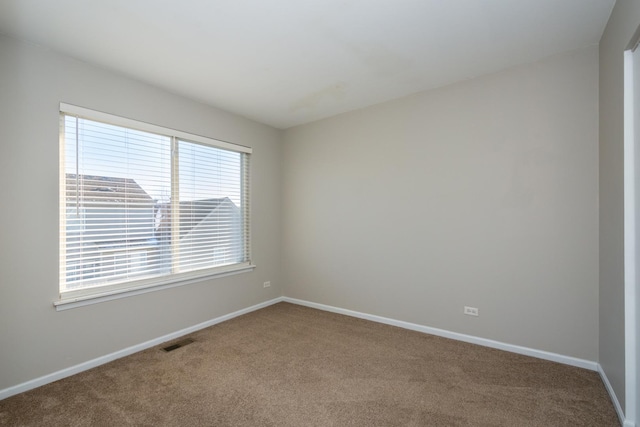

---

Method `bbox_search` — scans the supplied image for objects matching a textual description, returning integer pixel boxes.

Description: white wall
[600,0,640,417]
[282,47,599,361]
[0,35,282,391]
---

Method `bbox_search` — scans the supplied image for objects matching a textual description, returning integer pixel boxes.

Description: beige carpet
[0,302,619,426]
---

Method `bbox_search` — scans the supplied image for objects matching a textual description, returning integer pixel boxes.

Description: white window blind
[59,104,252,303]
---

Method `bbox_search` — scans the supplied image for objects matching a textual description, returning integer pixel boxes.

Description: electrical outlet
[263,281,271,288]
[464,306,479,316]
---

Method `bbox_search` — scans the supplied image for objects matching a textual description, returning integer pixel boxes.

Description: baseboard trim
[598,364,629,427]
[282,297,598,371]
[0,295,612,409]
[0,297,284,401]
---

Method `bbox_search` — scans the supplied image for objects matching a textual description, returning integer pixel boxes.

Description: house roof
[155,197,238,238]
[66,174,154,204]
[66,174,238,242]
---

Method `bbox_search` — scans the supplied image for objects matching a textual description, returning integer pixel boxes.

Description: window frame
[56,103,254,311]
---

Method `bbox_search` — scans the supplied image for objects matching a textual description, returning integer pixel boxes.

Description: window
[58,104,252,306]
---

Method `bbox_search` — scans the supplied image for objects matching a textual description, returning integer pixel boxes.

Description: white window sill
[54,264,256,311]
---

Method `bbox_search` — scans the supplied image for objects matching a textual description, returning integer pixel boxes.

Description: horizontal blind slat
[60,110,251,295]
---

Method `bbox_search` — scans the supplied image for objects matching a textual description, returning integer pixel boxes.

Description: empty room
[0,0,638,426]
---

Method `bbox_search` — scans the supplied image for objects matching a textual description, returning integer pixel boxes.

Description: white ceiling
[0,0,615,129]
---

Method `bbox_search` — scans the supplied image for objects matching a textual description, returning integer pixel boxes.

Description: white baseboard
[0,293,620,423]
[598,364,630,427]
[0,297,284,401]
[282,297,598,371]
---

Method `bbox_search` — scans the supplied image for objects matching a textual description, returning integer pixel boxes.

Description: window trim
[60,103,252,154]
[54,264,255,311]
[56,103,254,310]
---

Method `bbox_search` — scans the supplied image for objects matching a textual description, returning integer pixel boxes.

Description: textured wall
[283,47,599,361]
[0,35,282,391]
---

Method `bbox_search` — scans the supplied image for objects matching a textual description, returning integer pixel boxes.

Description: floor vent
[162,338,194,352]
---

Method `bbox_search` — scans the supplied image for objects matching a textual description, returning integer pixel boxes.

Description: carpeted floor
[0,302,619,426]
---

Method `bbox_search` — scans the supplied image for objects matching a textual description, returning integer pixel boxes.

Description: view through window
[60,106,251,299]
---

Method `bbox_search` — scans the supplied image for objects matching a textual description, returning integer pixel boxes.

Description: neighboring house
[64,174,158,287]
[64,174,243,288]
[155,197,243,270]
